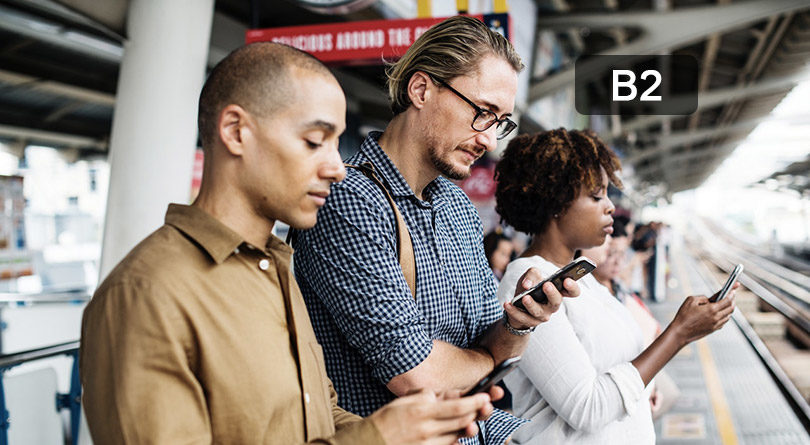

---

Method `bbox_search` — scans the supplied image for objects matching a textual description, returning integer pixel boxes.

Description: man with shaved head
[81,42,498,444]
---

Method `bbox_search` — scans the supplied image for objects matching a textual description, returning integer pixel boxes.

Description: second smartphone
[510,257,597,310]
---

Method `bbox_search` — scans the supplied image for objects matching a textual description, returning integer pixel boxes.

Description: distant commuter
[581,230,680,420]
[494,128,737,444]
[80,42,500,444]
[484,228,514,282]
[291,16,577,445]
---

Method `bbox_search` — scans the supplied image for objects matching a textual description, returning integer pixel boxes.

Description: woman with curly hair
[494,128,737,444]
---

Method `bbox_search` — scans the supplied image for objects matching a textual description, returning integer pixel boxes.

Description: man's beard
[428,144,473,180]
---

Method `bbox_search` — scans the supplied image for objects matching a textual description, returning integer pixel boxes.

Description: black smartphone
[462,357,521,397]
[510,257,597,310]
[711,264,743,302]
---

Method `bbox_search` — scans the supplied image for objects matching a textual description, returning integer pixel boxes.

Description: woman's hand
[504,268,580,329]
[669,283,738,346]
[632,283,738,386]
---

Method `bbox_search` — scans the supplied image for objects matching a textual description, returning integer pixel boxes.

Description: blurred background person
[484,228,515,283]
[581,223,680,420]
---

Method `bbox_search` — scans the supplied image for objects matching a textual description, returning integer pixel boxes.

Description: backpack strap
[345,162,416,299]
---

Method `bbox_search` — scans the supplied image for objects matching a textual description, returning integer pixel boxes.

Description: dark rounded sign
[291,0,376,14]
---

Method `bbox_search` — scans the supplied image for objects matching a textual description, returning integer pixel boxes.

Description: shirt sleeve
[469,204,501,339]
[80,279,211,444]
[329,379,362,429]
[521,306,645,432]
[308,419,385,445]
[305,381,386,445]
[498,263,646,433]
[293,180,433,384]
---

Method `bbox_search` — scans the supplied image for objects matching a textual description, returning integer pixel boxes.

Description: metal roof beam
[620,71,810,133]
[528,0,810,101]
[0,123,106,150]
[0,69,115,106]
[634,144,735,177]
[0,4,123,63]
[627,115,785,164]
[634,110,810,162]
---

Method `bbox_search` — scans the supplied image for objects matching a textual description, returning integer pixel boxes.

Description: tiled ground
[647,245,810,444]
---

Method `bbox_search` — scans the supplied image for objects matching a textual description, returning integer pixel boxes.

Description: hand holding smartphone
[462,357,521,397]
[710,264,743,303]
[510,257,596,311]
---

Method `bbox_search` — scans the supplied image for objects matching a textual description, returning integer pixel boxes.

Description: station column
[98,0,214,278]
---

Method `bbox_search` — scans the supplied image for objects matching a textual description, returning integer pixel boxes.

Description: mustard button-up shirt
[81,204,383,444]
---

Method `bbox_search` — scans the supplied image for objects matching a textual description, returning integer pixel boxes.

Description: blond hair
[385,15,523,115]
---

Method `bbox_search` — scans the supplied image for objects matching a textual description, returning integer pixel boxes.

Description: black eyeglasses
[434,78,517,140]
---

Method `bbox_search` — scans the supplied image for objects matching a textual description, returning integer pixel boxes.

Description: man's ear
[218,104,251,156]
[407,71,433,110]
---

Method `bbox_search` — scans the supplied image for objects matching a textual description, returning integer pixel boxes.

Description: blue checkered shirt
[292,132,527,445]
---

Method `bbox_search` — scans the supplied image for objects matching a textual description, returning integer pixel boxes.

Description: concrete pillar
[98,0,214,279]
[497,0,536,155]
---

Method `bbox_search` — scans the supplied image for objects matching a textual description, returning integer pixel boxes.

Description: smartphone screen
[510,257,596,310]
[462,357,521,397]
[712,264,743,302]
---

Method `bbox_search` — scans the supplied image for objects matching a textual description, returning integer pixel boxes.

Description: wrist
[503,314,535,336]
[662,323,689,349]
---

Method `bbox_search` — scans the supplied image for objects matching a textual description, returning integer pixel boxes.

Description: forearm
[476,315,530,365]
[387,340,494,395]
[631,324,687,386]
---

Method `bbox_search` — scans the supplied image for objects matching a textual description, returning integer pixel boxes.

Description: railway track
[687,219,810,431]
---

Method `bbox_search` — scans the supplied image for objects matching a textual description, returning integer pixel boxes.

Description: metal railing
[0,341,81,445]
[691,241,810,432]
[0,288,90,306]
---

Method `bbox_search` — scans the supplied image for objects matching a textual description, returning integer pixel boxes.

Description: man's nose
[322,148,346,182]
[475,125,498,152]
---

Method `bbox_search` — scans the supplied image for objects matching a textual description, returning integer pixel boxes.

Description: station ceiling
[0,0,809,200]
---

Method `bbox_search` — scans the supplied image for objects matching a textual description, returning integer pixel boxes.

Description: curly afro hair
[494,128,622,235]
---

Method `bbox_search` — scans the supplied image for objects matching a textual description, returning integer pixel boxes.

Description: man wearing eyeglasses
[292,16,577,445]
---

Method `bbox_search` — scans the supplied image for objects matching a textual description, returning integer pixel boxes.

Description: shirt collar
[359,131,420,199]
[165,204,291,264]
[165,204,243,264]
[359,131,450,208]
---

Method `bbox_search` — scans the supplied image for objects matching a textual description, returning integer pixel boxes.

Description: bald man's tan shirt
[80,204,383,444]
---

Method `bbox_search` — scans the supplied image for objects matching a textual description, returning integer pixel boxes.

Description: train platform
[648,240,810,444]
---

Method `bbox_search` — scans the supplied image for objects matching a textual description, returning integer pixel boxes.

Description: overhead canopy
[758,155,810,195]
[0,0,808,199]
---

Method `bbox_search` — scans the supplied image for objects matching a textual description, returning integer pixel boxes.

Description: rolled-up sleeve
[294,180,433,384]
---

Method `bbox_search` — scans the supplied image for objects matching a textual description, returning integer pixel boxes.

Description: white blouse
[498,256,655,445]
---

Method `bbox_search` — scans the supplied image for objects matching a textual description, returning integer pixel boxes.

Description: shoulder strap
[345,162,416,299]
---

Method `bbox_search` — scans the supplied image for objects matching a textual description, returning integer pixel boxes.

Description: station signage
[245,14,510,65]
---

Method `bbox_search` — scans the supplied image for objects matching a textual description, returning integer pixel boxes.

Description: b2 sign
[574,55,698,115]
[612,69,662,102]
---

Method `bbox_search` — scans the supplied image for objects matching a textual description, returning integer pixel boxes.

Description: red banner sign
[245,14,510,65]
[460,163,497,201]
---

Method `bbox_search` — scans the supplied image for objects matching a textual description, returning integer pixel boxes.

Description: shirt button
[258,259,270,270]
[304,392,310,404]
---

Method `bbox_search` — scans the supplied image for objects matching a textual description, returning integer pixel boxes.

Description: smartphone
[510,257,597,310]
[462,357,521,397]
[711,264,743,302]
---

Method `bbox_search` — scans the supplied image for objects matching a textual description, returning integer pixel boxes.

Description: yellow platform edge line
[673,247,739,445]
[697,340,739,445]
